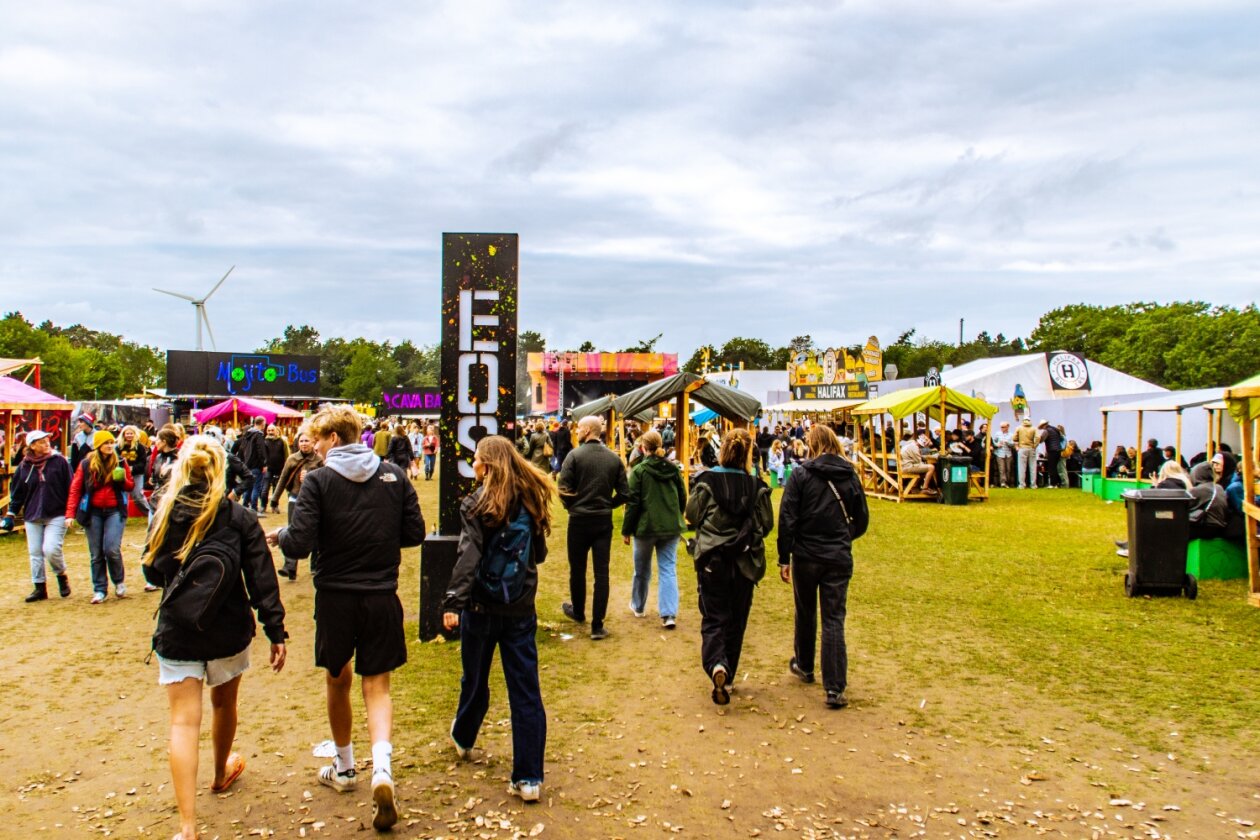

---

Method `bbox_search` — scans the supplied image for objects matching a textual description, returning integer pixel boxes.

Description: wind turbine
[154,266,234,351]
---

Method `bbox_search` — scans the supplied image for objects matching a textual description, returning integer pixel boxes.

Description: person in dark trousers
[235,417,269,512]
[267,405,424,832]
[756,425,775,473]
[269,431,324,580]
[2,430,73,601]
[685,428,773,706]
[558,415,628,640]
[386,424,414,474]
[142,435,287,840]
[550,420,574,477]
[69,413,94,472]
[442,435,552,803]
[117,425,152,520]
[263,424,290,514]
[1038,420,1063,487]
[777,425,869,709]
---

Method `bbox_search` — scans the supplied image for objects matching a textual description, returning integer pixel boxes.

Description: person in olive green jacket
[621,431,687,628]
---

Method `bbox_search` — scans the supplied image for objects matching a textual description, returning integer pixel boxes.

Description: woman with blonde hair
[443,435,553,802]
[66,430,134,603]
[142,435,287,840]
[686,428,773,705]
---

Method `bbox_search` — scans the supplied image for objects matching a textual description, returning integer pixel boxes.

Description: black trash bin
[939,456,971,506]
[1121,488,1196,599]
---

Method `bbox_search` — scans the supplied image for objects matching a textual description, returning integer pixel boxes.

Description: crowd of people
[2,399,1255,839]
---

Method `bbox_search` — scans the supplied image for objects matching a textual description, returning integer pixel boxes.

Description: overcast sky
[2,0,1256,361]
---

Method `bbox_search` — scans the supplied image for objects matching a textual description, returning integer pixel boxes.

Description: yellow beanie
[92,430,116,449]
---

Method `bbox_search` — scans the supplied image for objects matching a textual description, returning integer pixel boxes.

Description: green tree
[516,331,547,414]
[716,337,776,369]
[259,325,322,356]
[339,342,401,404]
[576,340,597,353]
[619,333,664,353]
[683,344,716,374]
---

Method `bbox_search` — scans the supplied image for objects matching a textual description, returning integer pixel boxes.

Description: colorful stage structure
[528,352,678,415]
[0,359,74,507]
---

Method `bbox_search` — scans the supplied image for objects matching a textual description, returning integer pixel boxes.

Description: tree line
[5,300,1253,403]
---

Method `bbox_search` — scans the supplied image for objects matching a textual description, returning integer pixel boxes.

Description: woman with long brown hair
[685,428,773,705]
[142,435,287,840]
[443,435,553,802]
[66,430,134,603]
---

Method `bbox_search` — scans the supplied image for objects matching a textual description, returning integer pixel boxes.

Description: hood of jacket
[640,455,680,482]
[324,444,381,483]
[797,453,856,483]
[700,468,759,515]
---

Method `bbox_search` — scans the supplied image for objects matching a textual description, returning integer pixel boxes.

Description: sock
[335,743,354,774]
[372,741,393,777]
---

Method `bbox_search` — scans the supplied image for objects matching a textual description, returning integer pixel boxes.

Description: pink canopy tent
[2,377,74,501]
[0,376,73,410]
[193,397,304,426]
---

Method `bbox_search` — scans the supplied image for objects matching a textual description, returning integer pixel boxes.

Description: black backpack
[154,503,241,631]
[476,507,534,604]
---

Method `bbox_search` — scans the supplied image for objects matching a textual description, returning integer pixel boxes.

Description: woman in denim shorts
[143,435,287,840]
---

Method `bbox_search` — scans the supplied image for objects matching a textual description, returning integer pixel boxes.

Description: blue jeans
[245,468,266,510]
[86,510,126,594]
[25,516,67,584]
[423,453,436,479]
[630,535,679,618]
[452,611,546,784]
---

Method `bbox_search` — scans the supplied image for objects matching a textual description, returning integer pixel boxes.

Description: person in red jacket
[66,430,134,603]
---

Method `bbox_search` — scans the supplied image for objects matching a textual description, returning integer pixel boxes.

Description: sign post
[418,233,519,640]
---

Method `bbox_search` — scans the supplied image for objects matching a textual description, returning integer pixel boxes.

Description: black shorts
[314,590,407,677]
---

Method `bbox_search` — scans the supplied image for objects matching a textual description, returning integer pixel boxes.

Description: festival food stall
[850,385,997,503]
[1223,373,1260,606]
[572,373,761,487]
[0,375,74,510]
[192,396,304,430]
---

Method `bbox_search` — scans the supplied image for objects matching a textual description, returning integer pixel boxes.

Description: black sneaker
[789,657,815,684]
[825,691,848,709]
[590,626,609,641]
[561,602,586,623]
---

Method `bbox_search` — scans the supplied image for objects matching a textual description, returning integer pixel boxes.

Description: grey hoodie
[324,443,381,483]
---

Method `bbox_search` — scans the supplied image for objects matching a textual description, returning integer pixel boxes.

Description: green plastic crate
[1186,539,1248,581]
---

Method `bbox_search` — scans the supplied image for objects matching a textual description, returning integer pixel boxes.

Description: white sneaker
[90,592,106,604]
[115,583,127,598]
[318,763,357,792]
[508,780,541,802]
[371,769,398,830]
[629,602,646,618]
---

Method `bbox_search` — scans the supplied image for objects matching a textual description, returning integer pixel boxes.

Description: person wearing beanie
[2,430,74,602]
[66,429,134,603]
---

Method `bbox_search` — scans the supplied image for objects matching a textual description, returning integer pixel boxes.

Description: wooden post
[1102,411,1109,478]
[1135,411,1144,483]
[677,392,689,491]
[982,417,992,499]
[1241,415,1259,607]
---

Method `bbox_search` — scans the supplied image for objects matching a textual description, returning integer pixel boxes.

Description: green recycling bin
[939,456,971,506]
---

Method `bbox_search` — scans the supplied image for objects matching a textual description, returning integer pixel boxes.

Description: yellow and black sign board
[787,336,883,392]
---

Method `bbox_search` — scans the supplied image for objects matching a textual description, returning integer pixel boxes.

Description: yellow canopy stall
[1223,373,1260,606]
[851,386,999,503]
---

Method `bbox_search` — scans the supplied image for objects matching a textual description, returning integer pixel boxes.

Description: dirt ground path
[3,479,1259,839]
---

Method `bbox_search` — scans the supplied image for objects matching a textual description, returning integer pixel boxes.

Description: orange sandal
[211,752,245,793]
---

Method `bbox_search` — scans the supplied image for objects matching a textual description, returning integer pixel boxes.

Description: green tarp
[569,373,762,424]
[1225,372,1260,424]
[850,385,998,422]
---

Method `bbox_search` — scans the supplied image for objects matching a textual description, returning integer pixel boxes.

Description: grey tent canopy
[570,373,761,423]
[569,395,655,424]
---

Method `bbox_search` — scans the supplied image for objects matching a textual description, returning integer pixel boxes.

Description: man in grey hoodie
[267,405,424,832]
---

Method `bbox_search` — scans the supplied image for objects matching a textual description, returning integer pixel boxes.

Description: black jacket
[551,427,574,465]
[443,489,548,617]
[386,434,414,469]
[7,453,72,521]
[558,440,629,521]
[236,427,268,470]
[278,452,425,592]
[777,454,869,569]
[117,442,149,480]
[142,492,286,661]
[264,436,289,474]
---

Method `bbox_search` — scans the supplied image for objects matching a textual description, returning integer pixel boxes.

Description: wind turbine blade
[201,308,217,350]
[154,288,198,302]
[203,265,235,302]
